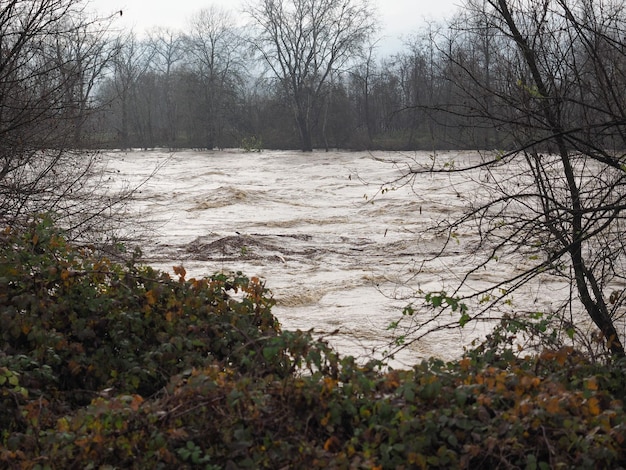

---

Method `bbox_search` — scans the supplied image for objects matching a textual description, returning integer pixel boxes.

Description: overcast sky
[90,0,462,53]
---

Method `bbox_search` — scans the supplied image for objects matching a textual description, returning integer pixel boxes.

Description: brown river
[102,149,581,367]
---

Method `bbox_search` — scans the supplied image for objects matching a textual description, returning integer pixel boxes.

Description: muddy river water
[102,149,576,367]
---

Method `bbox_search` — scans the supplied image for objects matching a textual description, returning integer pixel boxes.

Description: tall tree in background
[391,0,626,358]
[246,0,376,151]
[147,27,184,148]
[108,32,154,149]
[186,6,246,149]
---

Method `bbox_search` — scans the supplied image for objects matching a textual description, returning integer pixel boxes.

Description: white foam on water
[100,149,578,367]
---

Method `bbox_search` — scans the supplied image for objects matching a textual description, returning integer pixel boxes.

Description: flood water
[102,149,574,367]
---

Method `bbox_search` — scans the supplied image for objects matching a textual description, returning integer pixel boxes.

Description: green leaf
[454,388,468,406]
[263,346,280,361]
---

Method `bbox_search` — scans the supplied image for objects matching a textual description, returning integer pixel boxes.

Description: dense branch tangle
[0,1,125,239]
[246,0,375,151]
[392,0,626,358]
[490,0,626,356]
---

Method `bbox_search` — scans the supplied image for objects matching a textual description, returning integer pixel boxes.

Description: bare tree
[246,0,377,151]
[147,27,184,148]
[48,12,118,146]
[0,0,123,234]
[349,42,380,146]
[391,0,626,359]
[185,6,247,149]
[107,32,155,149]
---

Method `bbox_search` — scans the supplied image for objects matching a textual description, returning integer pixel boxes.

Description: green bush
[1,217,626,468]
[0,216,283,401]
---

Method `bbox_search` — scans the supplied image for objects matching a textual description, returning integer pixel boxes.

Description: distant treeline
[15,1,619,153]
[84,10,508,152]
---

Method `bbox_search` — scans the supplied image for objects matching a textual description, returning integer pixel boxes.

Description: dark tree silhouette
[246,0,377,151]
[0,0,125,239]
[389,0,626,359]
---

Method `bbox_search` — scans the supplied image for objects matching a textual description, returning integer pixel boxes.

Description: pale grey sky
[90,0,462,52]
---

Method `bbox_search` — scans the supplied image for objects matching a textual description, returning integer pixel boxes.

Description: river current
[102,149,573,367]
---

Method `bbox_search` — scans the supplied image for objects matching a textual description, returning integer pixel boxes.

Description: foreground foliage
[1,219,626,468]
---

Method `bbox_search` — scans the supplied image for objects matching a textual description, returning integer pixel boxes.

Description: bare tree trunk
[246,0,376,153]
[495,0,625,357]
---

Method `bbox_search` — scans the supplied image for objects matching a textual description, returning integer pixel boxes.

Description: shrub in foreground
[1,218,626,468]
[0,216,282,411]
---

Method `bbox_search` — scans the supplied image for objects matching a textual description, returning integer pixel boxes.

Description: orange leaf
[544,397,561,414]
[323,436,341,453]
[173,265,186,281]
[167,428,189,439]
[585,377,599,391]
[516,397,533,417]
[383,371,401,391]
[555,349,568,366]
[68,360,81,375]
[588,397,601,416]
[145,289,157,306]
[323,377,338,393]
[130,394,144,411]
